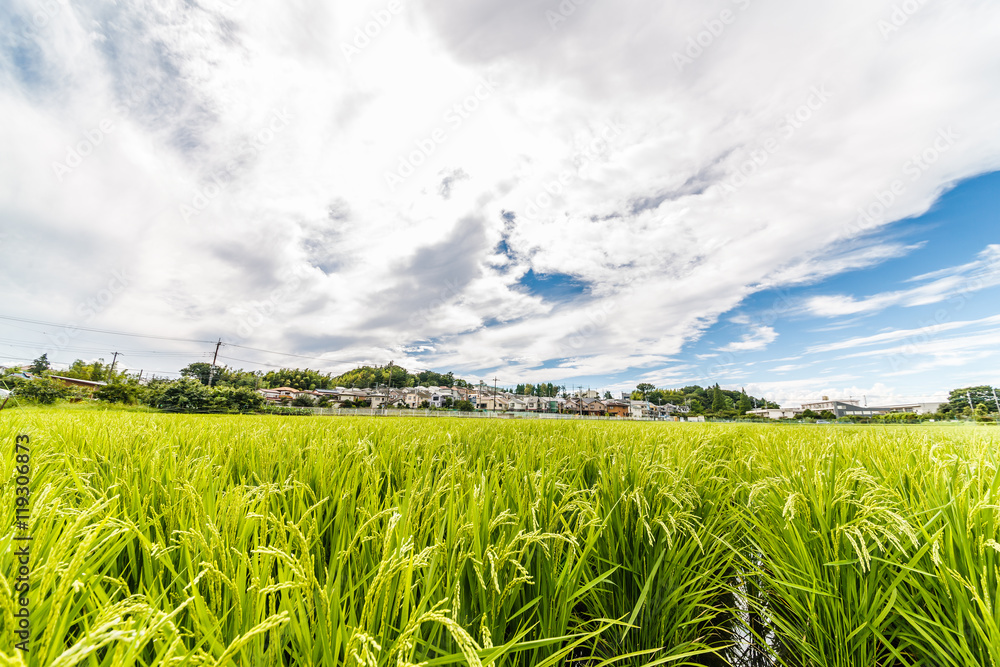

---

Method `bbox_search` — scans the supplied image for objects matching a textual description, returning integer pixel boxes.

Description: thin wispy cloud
[805,245,1000,317]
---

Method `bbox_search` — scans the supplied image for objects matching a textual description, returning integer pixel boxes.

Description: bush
[14,378,69,404]
[96,382,141,405]
[454,400,475,412]
[259,405,313,416]
[228,387,265,412]
[157,378,212,412]
[291,394,316,407]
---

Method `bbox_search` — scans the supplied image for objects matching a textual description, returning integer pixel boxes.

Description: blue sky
[1,0,999,406]
[668,173,1000,403]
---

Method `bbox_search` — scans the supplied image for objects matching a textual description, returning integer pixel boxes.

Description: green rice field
[1,408,998,666]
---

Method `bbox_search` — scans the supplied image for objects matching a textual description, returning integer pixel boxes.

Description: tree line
[6,354,998,421]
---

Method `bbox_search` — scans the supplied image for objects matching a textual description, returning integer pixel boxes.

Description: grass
[0,407,996,666]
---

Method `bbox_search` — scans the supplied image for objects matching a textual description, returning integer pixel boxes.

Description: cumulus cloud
[1,0,999,388]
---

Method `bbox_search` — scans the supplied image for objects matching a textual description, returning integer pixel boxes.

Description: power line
[223,342,356,365]
[0,337,198,357]
[216,354,300,369]
[0,315,217,344]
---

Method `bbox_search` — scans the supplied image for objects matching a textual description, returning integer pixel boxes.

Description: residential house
[482,394,509,411]
[629,400,656,419]
[258,386,305,402]
[747,408,800,420]
[604,400,630,418]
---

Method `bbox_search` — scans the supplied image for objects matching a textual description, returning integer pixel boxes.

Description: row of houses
[747,397,944,419]
[258,384,694,419]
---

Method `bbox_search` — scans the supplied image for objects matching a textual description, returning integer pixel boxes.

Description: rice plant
[0,409,995,666]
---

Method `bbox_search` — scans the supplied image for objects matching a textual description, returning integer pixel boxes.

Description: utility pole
[386,360,393,412]
[109,352,120,376]
[993,387,1000,415]
[208,339,222,387]
[493,376,499,415]
[967,391,976,417]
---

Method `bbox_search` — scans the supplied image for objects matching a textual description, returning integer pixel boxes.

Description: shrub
[291,394,316,407]
[14,377,69,404]
[95,382,141,404]
[157,378,212,412]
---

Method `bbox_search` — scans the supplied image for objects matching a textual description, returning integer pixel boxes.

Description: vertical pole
[209,339,222,387]
[386,361,392,414]
[992,387,1000,415]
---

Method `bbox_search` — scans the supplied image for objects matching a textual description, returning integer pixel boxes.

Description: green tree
[158,378,212,411]
[29,354,50,375]
[711,385,726,413]
[635,383,655,397]
[180,362,215,385]
[454,399,475,412]
[95,381,141,404]
[737,390,753,414]
[947,386,994,415]
[291,394,316,407]
[64,359,94,380]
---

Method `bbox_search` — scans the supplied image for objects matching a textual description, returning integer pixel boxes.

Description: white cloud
[805,245,1000,317]
[1,0,1000,390]
[805,314,1000,354]
[717,325,778,353]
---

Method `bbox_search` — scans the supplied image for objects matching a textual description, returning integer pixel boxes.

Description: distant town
[3,356,996,422]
